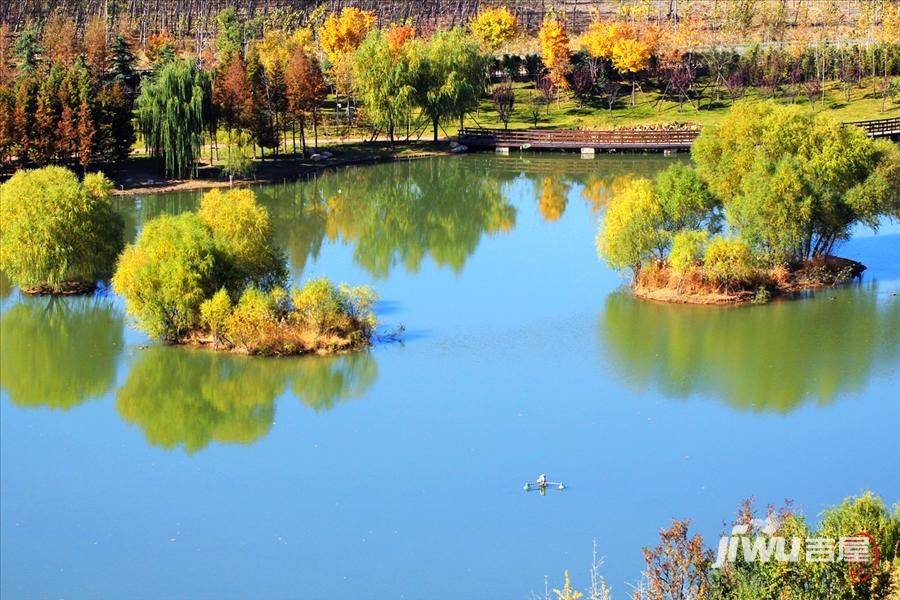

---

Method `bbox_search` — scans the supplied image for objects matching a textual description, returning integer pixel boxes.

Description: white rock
[310,153,323,162]
[449,141,460,149]
[451,145,468,154]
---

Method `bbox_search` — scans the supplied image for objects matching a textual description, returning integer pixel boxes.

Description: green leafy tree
[353,29,417,144]
[109,35,139,99]
[111,212,218,341]
[197,188,287,291]
[136,58,211,178]
[13,25,40,73]
[244,46,278,156]
[654,163,720,232]
[692,101,900,265]
[412,28,487,141]
[597,163,719,274]
[0,167,124,292]
[112,188,288,342]
[216,8,246,65]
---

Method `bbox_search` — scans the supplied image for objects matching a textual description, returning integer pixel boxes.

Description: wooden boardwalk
[458,117,900,152]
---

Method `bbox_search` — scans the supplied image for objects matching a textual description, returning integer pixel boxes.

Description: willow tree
[352,28,417,144]
[412,28,487,141]
[136,58,211,178]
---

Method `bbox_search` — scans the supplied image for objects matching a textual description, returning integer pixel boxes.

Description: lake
[2,154,898,599]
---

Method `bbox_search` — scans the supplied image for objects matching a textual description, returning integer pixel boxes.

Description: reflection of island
[0,297,124,409]
[599,285,899,412]
[0,270,12,302]
[116,348,378,452]
[260,158,517,278]
[293,353,378,411]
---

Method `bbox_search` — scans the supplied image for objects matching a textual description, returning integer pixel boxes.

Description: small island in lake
[1,168,376,356]
[597,101,899,305]
[112,187,377,355]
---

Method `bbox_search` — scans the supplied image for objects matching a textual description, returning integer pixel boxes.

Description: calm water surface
[2,154,898,599]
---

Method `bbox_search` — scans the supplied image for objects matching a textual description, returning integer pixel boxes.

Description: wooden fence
[459,117,900,151]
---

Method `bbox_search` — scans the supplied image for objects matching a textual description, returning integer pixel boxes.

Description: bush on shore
[0,166,124,294]
[113,188,375,354]
[547,491,900,600]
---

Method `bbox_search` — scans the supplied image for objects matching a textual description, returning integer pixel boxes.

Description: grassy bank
[465,78,900,130]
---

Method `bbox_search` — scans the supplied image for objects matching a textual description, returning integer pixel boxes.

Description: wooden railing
[458,127,699,150]
[843,117,900,138]
[459,117,899,151]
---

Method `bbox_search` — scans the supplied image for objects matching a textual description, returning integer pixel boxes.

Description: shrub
[669,229,709,274]
[0,166,124,292]
[199,288,233,344]
[291,277,348,332]
[112,213,217,341]
[221,134,256,180]
[292,278,377,336]
[703,236,754,287]
[224,287,275,351]
[197,188,287,291]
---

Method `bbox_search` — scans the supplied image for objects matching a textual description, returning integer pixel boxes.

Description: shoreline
[630,257,866,306]
[109,142,456,196]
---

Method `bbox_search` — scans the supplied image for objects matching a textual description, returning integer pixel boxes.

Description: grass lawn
[464,78,900,130]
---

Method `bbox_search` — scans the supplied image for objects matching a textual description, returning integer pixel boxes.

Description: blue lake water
[2,154,898,598]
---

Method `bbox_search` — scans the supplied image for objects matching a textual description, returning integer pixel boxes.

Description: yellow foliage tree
[257,27,314,75]
[318,8,375,101]
[611,37,650,105]
[538,16,571,93]
[582,20,634,60]
[318,7,376,63]
[469,6,519,53]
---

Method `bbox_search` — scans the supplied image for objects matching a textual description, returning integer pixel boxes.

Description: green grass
[465,78,900,130]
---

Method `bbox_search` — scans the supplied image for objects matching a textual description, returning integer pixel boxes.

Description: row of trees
[522,5,900,110]
[1,5,897,176]
[0,19,138,168]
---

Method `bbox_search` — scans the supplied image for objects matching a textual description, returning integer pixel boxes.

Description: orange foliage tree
[285,53,327,155]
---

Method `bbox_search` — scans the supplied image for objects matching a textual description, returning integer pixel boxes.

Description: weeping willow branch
[136,58,211,179]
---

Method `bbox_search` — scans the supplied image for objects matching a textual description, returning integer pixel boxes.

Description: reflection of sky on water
[2,155,897,599]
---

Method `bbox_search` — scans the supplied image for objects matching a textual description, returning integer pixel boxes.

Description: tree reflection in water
[599,285,899,412]
[0,295,124,409]
[116,347,378,452]
[260,157,517,278]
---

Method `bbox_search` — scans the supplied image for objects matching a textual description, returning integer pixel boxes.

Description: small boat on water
[523,473,566,494]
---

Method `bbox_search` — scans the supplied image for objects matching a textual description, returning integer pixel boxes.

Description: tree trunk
[433,116,439,142]
[300,116,306,157]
